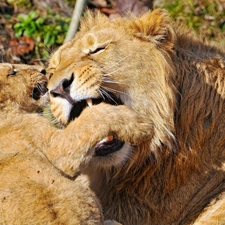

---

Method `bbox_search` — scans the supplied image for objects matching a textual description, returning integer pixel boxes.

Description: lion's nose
[50,73,76,105]
[50,73,74,98]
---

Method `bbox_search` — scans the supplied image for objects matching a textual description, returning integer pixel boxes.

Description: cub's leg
[45,103,153,177]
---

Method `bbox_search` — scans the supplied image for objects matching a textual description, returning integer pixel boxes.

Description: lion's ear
[80,10,109,33]
[127,8,175,47]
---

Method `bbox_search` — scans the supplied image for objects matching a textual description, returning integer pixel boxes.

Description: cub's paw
[56,103,153,176]
[110,105,153,145]
[76,103,153,145]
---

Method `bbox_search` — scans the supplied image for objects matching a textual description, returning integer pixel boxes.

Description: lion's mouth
[49,74,125,156]
[68,93,124,156]
[68,93,121,121]
[32,82,48,100]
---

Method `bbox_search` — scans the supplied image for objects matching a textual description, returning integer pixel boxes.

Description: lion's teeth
[86,98,93,107]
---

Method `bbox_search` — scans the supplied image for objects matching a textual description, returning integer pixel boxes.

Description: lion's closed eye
[89,46,106,54]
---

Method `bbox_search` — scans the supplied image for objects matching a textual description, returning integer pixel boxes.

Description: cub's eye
[89,46,106,55]
[40,69,46,75]
[7,69,17,76]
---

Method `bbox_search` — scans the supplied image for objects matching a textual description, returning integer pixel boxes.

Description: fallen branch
[64,0,88,44]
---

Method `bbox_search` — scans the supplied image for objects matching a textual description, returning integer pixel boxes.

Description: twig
[63,0,88,44]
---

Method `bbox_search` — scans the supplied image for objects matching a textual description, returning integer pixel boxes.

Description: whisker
[102,86,130,97]
[41,107,63,128]
[36,83,42,92]
[98,88,106,100]
[103,69,122,77]
[37,82,47,93]
[99,88,118,105]
[102,78,119,84]
[81,55,133,82]
[102,64,131,77]
[31,88,36,99]
[102,54,133,70]
[44,45,54,54]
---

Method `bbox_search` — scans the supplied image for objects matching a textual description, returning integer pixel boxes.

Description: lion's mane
[47,9,225,225]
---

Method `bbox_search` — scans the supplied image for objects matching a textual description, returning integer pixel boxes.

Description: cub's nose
[50,73,74,98]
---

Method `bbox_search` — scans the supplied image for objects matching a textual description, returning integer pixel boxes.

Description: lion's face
[48,9,176,160]
[47,23,129,124]
[0,63,48,112]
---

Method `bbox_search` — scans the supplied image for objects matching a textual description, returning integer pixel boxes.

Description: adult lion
[0,63,132,224]
[47,8,225,225]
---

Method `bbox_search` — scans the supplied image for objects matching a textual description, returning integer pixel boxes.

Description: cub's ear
[127,8,175,47]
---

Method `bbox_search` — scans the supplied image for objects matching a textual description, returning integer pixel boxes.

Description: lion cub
[0,63,124,225]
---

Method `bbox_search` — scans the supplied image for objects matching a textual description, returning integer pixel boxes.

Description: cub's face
[0,63,48,112]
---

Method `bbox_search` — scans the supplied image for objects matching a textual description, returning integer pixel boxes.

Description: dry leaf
[9,36,35,56]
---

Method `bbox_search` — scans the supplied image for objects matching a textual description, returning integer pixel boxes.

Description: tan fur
[47,9,225,225]
[194,192,225,225]
[0,63,109,224]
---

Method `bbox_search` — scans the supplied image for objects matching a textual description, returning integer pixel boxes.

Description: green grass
[157,0,225,45]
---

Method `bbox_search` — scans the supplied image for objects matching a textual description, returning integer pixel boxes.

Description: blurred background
[0,0,224,65]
